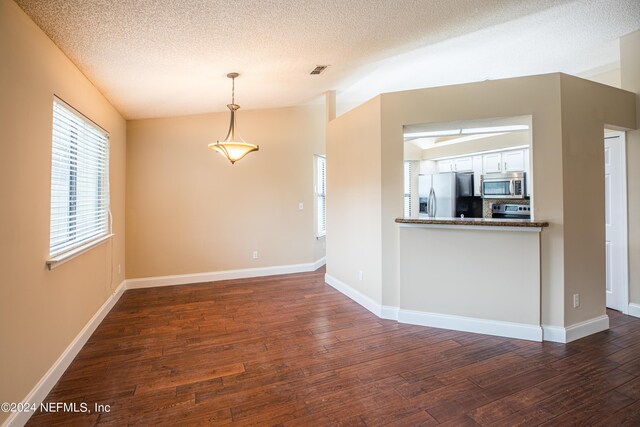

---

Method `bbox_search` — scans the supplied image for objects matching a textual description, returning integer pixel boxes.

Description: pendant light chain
[231,75,235,105]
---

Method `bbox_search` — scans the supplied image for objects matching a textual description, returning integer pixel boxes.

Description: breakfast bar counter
[395,217,549,229]
[395,215,548,341]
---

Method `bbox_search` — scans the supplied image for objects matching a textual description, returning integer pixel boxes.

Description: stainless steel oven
[492,203,531,219]
[481,172,526,199]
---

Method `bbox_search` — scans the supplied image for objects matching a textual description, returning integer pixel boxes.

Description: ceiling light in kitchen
[404,129,461,138]
[460,125,529,134]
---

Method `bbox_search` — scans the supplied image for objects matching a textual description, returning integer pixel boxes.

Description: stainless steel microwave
[481,172,526,199]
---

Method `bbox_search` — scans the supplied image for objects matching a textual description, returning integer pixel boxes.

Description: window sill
[47,234,114,270]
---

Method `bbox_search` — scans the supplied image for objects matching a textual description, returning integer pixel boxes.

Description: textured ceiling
[14,0,640,119]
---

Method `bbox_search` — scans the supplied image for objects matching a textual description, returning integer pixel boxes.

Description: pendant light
[208,72,259,164]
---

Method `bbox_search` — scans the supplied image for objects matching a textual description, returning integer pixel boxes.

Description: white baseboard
[381,305,399,320]
[3,281,127,427]
[324,274,382,317]
[127,258,326,289]
[541,324,566,343]
[543,314,609,343]
[321,275,610,344]
[398,309,543,341]
[322,275,615,344]
[566,315,609,343]
[628,303,640,318]
[312,257,326,271]
[322,275,541,341]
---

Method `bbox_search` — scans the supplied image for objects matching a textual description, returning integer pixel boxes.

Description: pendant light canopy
[208,73,259,164]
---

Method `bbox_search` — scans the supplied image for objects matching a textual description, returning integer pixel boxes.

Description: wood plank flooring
[27,267,640,426]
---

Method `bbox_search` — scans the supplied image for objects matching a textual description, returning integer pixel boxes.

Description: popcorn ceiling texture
[14,0,640,119]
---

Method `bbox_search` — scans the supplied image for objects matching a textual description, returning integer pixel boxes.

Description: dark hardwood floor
[27,267,640,426]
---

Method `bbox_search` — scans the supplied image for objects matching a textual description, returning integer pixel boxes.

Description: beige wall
[126,106,325,279]
[399,227,540,325]
[0,1,126,422]
[385,75,635,328]
[559,75,636,324]
[328,73,636,333]
[403,141,422,160]
[326,97,383,302]
[380,75,565,324]
[585,67,622,89]
[621,30,640,305]
[421,130,530,160]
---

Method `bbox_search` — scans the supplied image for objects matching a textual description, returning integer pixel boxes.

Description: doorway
[604,131,629,313]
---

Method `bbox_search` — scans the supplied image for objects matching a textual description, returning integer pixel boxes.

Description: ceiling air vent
[310,65,328,75]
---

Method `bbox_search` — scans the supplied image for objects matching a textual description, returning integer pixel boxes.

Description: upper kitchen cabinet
[420,160,438,175]
[482,149,526,174]
[482,152,503,173]
[503,149,526,172]
[437,159,454,173]
[437,156,472,173]
[453,156,473,172]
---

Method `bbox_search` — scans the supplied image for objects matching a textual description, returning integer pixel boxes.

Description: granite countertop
[395,217,549,228]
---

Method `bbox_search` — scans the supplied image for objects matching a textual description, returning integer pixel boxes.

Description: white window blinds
[50,98,110,257]
[316,155,326,237]
[404,161,412,217]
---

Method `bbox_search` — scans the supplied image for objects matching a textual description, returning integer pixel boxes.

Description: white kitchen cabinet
[524,148,531,196]
[482,153,502,173]
[503,149,526,172]
[431,147,532,197]
[436,157,472,173]
[419,160,437,175]
[437,159,454,173]
[482,150,526,174]
[472,155,483,196]
[453,156,473,172]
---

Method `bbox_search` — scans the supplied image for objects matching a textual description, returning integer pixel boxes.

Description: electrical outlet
[358,270,363,281]
[299,202,304,210]
[573,293,580,308]
[118,264,121,274]
[252,251,258,260]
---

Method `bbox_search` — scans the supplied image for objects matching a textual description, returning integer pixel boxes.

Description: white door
[604,133,628,312]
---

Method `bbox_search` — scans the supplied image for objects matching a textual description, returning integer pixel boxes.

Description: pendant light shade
[208,73,259,164]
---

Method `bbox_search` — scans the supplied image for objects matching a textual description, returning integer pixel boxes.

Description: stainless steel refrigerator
[418,172,474,217]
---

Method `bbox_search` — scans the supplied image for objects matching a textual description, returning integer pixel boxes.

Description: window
[404,161,412,217]
[49,98,110,260]
[315,155,326,237]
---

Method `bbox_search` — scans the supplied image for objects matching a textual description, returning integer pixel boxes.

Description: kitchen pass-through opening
[403,115,533,220]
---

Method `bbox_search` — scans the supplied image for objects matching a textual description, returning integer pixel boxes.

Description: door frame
[605,130,629,314]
